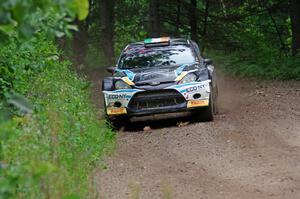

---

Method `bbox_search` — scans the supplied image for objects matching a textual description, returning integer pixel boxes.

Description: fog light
[193,93,201,99]
[114,101,122,108]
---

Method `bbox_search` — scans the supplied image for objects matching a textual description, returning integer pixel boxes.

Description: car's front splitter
[103,80,211,117]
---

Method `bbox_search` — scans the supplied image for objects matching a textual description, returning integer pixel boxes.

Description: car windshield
[118,45,196,69]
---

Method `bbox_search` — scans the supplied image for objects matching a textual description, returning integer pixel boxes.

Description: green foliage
[0,35,114,198]
[207,50,300,80]
[81,0,300,80]
[84,44,108,68]
[0,35,57,96]
[0,0,116,198]
[197,0,300,80]
[114,0,148,55]
[0,0,89,40]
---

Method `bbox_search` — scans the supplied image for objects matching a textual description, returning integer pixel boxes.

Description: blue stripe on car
[115,68,136,81]
[174,64,187,76]
[174,62,196,76]
[170,82,201,89]
[113,89,141,93]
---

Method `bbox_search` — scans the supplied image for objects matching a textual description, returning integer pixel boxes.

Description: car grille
[128,90,186,110]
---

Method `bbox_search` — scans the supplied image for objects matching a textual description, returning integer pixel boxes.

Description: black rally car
[102,37,218,126]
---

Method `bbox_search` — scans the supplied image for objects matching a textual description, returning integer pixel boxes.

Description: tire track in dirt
[87,68,300,199]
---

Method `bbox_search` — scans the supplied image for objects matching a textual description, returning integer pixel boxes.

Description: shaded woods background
[69,0,300,79]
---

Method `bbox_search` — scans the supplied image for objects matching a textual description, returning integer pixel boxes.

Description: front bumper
[103,80,211,118]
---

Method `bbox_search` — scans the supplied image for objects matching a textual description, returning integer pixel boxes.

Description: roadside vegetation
[0,0,300,198]
[0,1,114,198]
[206,49,300,80]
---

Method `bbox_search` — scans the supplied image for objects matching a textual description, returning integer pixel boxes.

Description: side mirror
[204,58,213,65]
[107,66,116,73]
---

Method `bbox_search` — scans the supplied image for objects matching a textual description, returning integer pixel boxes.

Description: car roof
[116,38,200,66]
[126,38,191,49]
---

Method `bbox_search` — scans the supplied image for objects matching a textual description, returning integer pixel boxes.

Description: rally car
[102,37,218,127]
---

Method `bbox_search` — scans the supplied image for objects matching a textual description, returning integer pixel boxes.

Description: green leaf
[19,23,34,38]
[55,30,65,38]
[66,24,78,32]
[75,0,89,20]
[0,24,16,36]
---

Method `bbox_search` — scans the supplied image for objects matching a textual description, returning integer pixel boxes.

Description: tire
[202,92,214,121]
[103,98,129,130]
[105,115,129,131]
[213,84,219,115]
[192,86,214,122]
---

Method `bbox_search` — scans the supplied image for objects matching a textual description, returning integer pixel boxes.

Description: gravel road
[87,69,300,199]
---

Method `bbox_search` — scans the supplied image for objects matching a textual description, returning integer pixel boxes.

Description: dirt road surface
[87,69,300,199]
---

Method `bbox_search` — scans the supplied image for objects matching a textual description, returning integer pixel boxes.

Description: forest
[76,0,300,79]
[0,0,299,198]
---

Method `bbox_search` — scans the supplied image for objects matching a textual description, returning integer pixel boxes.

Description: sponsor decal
[187,100,209,108]
[185,84,205,93]
[107,107,127,115]
[103,89,143,108]
[108,94,130,100]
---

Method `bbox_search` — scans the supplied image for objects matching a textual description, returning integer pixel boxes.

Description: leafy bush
[207,49,300,80]
[0,0,89,40]
[0,34,114,198]
[114,0,148,55]
[0,36,56,96]
[0,2,115,197]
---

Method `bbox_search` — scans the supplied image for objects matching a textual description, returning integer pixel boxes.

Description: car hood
[132,66,178,85]
[114,64,198,85]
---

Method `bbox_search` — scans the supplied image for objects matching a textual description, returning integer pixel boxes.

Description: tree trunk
[201,0,210,53]
[73,20,88,66]
[220,0,227,16]
[149,0,160,37]
[176,0,181,37]
[290,0,300,56]
[202,0,209,36]
[190,0,198,42]
[261,0,287,55]
[100,0,115,65]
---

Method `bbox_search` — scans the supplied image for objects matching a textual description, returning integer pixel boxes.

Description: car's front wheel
[192,87,214,122]
[105,115,129,130]
[103,100,129,130]
[201,93,214,121]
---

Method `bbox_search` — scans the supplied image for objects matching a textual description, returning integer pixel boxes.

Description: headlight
[115,80,131,90]
[179,73,197,84]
